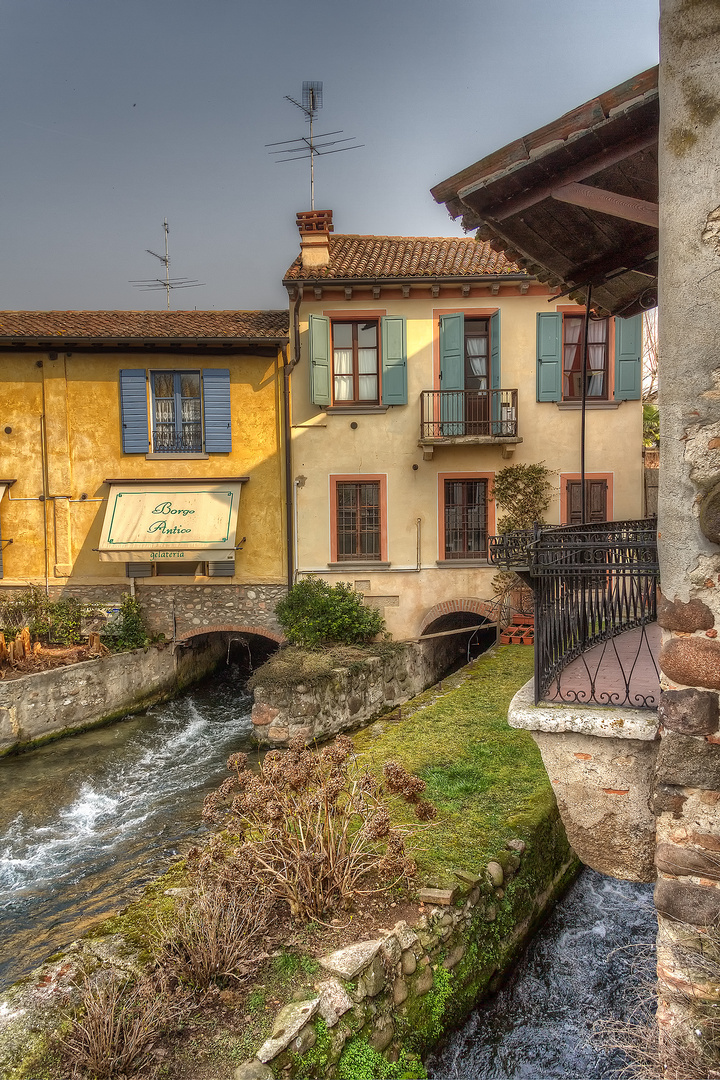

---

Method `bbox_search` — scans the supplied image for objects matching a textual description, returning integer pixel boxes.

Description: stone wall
[250,635,465,747]
[0,634,227,755]
[0,582,287,643]
[0,805,577,1079]
[508,679,660,882]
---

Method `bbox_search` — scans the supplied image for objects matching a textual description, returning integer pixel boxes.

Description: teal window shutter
[439,313,464,391]
[202,368,232,452]
[490,310,501,390]
[119,369,149,453]
[537,313,562,401]
[614,314,642,400]
[381,316,407,405]
[309,314,331,407]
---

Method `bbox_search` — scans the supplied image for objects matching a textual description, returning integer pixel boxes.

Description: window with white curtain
[562,316,608,400]
[331,321,379,404]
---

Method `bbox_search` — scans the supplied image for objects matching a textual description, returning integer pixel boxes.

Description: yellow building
[0,310,289,642]
[284,211,643,639]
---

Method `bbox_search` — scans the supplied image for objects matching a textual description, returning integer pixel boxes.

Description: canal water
[0,663,254,990]
[1,662,656,1079]
[428,869,656,1079]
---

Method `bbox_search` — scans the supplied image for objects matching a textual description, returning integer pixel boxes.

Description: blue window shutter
[614,314,642,400]
[119,369,149,453]
[537,313,562,401]
[203,368,232,452]
[381,316,407,405]
[309,314,331,407]
[439,313,464,391]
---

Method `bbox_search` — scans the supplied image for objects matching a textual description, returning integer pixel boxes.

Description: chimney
[296,209,333,270]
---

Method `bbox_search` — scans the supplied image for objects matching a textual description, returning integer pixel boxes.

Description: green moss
[248,641,403,692]
[337,1038,426,1080]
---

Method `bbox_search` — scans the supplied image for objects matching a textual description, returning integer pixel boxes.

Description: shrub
[155,881,270,988]
[492,462,552,534]
[201,736,436,921]
[101,595,149,652]
[0,586,87,645]
[275,577,385,648]
[57,970,190,1079]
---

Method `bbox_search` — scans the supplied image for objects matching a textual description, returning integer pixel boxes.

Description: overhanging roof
[431,68,658,317]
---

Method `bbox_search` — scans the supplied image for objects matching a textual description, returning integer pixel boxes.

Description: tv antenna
[129,219,205,309]
[266,81,363,210]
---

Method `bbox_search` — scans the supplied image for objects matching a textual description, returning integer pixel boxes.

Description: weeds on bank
[201,734,436,921]
[595,917,720,1079]
[56,971,191,1079]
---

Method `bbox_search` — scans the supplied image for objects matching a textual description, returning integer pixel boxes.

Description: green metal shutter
[119,369,149,453]
[381,316,407,405]
[309,314,331,407]
[537,313,562,402]
[202,368,232,452]
[614,314,642,400]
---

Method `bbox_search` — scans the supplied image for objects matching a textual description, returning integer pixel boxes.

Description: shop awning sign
[98,483,242,562]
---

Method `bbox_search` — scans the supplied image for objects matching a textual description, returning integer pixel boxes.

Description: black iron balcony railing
[490,519,660,709]
[152,423,202,453]
[420,389,518,440]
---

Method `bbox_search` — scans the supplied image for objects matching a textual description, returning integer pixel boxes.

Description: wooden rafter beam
[551,182,658,228]
[462,129,657,222]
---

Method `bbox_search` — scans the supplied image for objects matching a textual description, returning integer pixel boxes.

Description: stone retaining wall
[0,635,228,755]
[236,827,577,1079]
[251,636,465,747]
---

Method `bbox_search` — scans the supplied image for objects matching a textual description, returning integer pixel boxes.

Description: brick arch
[419,598,496,635]
[178,624,286,644]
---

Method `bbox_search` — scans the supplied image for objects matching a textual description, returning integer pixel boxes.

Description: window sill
[327,561,391,570]
[554,401,620,410]
[146,452,210,460]
[325,405,389,415]
[435,559,491,567]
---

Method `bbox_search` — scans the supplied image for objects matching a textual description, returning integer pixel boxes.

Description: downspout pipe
[580,283,592,525]
[282,292,302,592]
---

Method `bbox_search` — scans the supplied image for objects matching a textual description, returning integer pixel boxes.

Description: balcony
[490,519,659,709]
[418,389,522,459]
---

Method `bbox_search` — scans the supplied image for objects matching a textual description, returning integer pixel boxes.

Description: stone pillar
[656,0,720,1065]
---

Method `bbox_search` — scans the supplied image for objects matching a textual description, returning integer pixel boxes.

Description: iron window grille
[151,371,202,452]
[336,481,381,561]
[444,479,488,559]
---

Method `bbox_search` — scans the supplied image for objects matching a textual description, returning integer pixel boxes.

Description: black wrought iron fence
[419,389,518,440]
[489,519,660,709]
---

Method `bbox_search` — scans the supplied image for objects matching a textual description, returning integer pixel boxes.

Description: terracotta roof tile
[0,310,289,341]
[283,235,522,281]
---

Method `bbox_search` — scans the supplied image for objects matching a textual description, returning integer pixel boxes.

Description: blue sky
[0,0,659,311]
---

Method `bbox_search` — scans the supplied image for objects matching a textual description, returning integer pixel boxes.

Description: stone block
[443,945,466,970]
[658,688,719,735]
[393,977,408,1005]
[369,1019,394,1053]
[655,843,720,881]
[266,726,289,743]
[656,732,720,790]
[419,887,458,906]
[506,838,526,854]
[235,1061,274,1080]
[392,921,418,951]
[359,954,385,998]
[660,637,720,692]
[658,593,715,632]
[414,965,434,996]
[689,831,720,852]
[291,1024,317,1056]
[401,950,416,976]
[316,978,352,1028]
[319,940,382,981]
[486,862,504,887]
[380,934,401,967]
[257,998,320,1063]
[655,878,720,926]
[652,784,688,817]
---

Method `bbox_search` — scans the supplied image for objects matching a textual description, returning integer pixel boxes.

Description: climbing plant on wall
[492,462,552,534]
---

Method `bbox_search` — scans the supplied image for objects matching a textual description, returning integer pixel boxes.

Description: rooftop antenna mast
[266,81,363,210]
[129,218,205,309]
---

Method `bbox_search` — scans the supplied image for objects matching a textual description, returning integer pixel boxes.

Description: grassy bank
[2,645,577,1080]
[354,644,552,882]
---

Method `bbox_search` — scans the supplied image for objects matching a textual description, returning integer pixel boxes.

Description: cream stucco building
[284,211,644,640]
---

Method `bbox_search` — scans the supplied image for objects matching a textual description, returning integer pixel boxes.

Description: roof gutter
[0,336,290,348]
